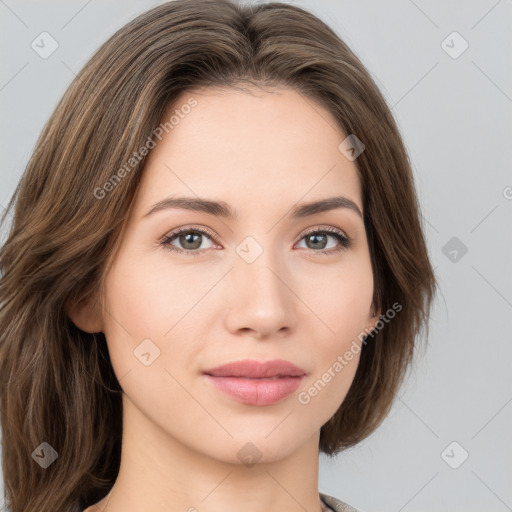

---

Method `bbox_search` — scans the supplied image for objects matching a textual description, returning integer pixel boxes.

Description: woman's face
[94,85,380,464]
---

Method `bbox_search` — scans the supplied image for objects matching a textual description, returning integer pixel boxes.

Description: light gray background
[1,1,511,511]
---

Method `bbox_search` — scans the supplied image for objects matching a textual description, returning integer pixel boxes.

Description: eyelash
[159,225,352,257]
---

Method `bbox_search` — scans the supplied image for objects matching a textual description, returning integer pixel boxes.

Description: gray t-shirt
[320,492,361,512]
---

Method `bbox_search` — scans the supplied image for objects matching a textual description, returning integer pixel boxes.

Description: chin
[188,431,306,467]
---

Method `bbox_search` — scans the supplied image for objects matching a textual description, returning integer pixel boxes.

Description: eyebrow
[143,195,363,220]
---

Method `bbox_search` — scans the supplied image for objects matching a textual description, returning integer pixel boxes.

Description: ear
[364,303,382,334]
[65,295,104,334]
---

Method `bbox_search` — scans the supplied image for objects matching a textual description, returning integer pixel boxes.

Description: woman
[0,1,437,511]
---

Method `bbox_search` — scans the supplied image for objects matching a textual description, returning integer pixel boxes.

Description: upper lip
[202,359,306,378]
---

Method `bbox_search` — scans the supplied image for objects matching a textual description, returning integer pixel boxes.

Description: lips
[202,359,306,406]
[202,359,306,379]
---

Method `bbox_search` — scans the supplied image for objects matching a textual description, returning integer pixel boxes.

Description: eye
[160,226,219,257]
[160,225,352,256]
[295,226,352,255]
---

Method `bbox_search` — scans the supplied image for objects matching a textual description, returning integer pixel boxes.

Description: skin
[72,85,381,512]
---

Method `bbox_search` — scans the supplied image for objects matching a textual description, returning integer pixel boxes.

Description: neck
[95,394,324,512]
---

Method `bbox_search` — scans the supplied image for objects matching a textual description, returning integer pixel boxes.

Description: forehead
[133,85,363,218]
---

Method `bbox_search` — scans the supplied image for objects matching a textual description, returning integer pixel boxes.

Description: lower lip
[203,375,305,406]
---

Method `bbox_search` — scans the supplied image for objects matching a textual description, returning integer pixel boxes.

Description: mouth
[202,359,306,406]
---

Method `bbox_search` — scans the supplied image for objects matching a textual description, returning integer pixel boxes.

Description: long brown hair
[0,1,437,510]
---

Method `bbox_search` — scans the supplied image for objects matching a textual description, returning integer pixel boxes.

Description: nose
[223,244,297,340]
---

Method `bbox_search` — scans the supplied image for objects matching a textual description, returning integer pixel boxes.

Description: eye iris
[306,233,327,250]
[180,232,202,250]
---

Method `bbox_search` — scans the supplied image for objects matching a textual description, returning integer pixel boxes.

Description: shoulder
[320,491,362,512]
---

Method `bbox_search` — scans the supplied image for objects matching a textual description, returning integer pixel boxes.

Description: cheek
[295,256,372,408]
[100,262,199,419]
[100,255,213,381]
[296,310,363,428]
[103,256,203,339]
[301,254,374,338]
[100,259,166,381]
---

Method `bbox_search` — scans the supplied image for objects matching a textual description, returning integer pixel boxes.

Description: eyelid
[298,224,349,240]
[160,224,220,243]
